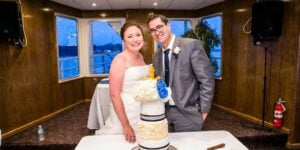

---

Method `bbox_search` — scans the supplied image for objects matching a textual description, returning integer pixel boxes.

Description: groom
[147,14,215,132]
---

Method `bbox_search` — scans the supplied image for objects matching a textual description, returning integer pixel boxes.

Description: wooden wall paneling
[288,31,300,147]
[0,43,7,130]
[84,77,105,99]
[197,0,300,146]
[0,43,10,131]
[58,79,85,106]
[230,1,261,116]
[264,0,298,129]
[197,0,299,133]
[292,0,300,145]
[209,2,236,108]
[0,0,85,137]
[287,35,300,148]
[197,0,263,117]
[286,0,300,147]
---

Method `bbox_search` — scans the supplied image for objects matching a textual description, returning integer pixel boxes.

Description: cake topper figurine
[147,65,160,80]
[149,65,155,79]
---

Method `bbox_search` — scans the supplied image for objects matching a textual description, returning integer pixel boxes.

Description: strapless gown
[95,65,150,135]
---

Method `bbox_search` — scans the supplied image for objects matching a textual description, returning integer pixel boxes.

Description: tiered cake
[134,66,171,150]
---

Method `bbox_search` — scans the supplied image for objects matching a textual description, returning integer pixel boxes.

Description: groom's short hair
[147,14,169,25]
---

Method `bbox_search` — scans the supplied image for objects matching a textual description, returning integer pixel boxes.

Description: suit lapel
[169,38,180,87]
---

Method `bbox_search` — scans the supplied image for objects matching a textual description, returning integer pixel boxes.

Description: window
[201,15,222,78]
[56,16,79,81]
[169,20,191,37]
[156,19,191,49]
[90,20,123,74]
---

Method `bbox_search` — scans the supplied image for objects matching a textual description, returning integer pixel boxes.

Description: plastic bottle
[38,125,45,141]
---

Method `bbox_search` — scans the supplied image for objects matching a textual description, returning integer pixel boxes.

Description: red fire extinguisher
[273,98,286,128]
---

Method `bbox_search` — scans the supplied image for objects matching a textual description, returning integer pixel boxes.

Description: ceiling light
[24,15,33,18]
[92,3,96,7]
[148,12,154,16]
[100,13,107,18]
[236,8,247,12]
[153,2,158,6]
[42,8,51,12]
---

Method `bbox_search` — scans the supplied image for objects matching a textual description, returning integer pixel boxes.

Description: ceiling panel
[168,0,205,10]
[140,0,173,10]
[198,0,225,9]
[49,0,225,10]
[74,0,112,10]
[108,0,140,9]
[51,0,81,9]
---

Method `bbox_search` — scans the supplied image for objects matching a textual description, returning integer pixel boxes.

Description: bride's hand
[123,125,136,143]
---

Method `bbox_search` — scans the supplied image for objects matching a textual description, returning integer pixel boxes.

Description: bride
[95,22,149,143]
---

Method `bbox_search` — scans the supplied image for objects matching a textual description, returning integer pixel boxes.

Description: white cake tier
[140,100,165,116]
[138,119,169,150]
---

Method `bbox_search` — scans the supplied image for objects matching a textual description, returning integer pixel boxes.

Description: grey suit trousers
[166,107,203,132]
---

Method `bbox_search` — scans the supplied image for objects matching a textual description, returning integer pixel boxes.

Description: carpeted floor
[1,102,288,150]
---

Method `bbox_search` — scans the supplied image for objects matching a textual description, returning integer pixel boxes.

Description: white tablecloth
[87,82,111,129]
[75,130,248,150]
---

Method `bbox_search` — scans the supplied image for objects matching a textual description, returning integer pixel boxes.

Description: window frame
[55,13,81,83]
[153,18,197,52]
[199,13,223,80]
[88,18,125,76]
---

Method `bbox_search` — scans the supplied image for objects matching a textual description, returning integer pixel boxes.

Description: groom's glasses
[149,24,165,35]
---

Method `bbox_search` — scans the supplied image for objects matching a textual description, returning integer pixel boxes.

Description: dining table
[75,130,248,150]
[87,78,111,130]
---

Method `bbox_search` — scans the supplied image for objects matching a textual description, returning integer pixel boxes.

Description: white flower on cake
[134,79,171,102]
[133,65,171,102]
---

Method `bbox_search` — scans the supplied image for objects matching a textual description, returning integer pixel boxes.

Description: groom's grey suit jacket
[152,37,215,124]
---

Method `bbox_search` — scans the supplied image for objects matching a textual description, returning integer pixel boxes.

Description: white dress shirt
[162,34,176,106]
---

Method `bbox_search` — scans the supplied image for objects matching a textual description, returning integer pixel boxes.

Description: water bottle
[38,125,45,141]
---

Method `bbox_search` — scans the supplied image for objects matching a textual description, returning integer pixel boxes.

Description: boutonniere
[172,47,181,58]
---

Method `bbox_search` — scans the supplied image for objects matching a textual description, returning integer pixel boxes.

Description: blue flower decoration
[157,80,166,89]
[157,80,168,99]
[158,88,168,98]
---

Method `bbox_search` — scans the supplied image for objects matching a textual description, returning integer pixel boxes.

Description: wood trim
[213,104,290,134]
[286,143,300,149]
[2,100,87,139]
[85,99,91,102]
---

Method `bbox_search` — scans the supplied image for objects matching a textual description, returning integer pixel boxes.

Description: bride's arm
[109,55,136,143]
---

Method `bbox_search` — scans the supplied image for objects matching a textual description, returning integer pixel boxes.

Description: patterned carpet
[1,102,288,150]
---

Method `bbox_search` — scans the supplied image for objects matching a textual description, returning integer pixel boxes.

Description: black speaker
[251,1,284,44]
[0,1,24,39]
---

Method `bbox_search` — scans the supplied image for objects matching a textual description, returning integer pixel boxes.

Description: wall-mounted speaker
[0,1,24,40]
[251,1,284,44]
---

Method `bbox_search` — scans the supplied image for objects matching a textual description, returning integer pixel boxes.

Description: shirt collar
[162,34,176,52]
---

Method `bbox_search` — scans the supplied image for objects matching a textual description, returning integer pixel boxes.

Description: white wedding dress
[95,65,150,135]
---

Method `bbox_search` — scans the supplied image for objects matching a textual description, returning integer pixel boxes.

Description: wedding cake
[134,66,171,150]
